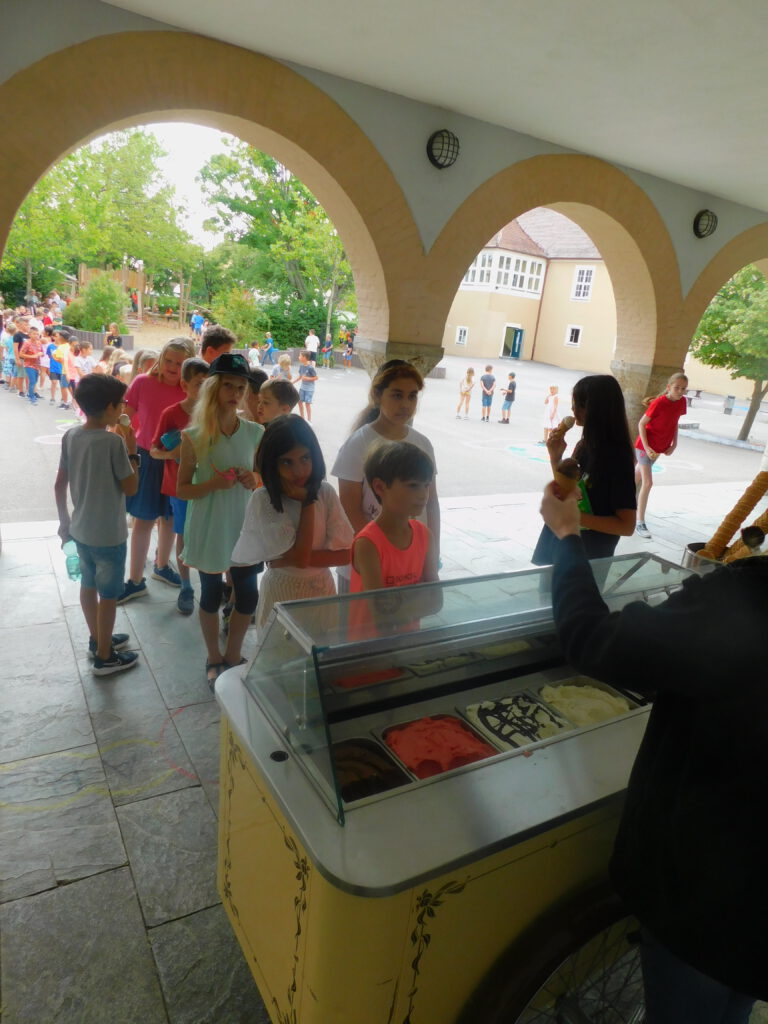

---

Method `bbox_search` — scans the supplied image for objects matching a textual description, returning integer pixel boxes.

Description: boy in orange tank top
[350,441,439,592]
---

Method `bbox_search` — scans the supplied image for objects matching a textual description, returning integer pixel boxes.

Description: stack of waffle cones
[698,471,768,561]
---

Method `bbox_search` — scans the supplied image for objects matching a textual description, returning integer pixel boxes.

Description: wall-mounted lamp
[427,129,460,169]
[693,209,718,238]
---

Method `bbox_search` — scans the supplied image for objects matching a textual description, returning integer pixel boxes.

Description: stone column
[355,336,444,379]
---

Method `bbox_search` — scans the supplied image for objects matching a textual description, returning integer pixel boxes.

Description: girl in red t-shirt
[635,371,688,539]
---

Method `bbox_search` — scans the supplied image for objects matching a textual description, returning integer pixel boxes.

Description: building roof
[485,221,546,259]
[517,208,601,259]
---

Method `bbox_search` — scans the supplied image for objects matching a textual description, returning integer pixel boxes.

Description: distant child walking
[350,441,438,592]
[150,356,210,615]
[271,352,293,381]
[231,415,353,635]
[456,367,475,419]
[176,353,264,685]
[54,374,140,675]
[293,349,318,420]
[542,383,560,442]
[634,371,688,540]
[499,372,516,423]
[480,365,496,422]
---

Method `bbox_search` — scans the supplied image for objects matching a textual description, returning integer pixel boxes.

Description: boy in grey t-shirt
[54,374,141,675]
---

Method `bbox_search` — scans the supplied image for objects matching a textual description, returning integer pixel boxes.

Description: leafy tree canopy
[198,142,355,342]
[691,265,768,439]
[0,129,195,302]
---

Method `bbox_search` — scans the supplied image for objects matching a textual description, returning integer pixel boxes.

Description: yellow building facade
[442,209,756,399]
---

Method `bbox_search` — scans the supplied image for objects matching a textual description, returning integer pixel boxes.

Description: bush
[261,298,340,349]
[210,287,270,343]
[78,275,127,332]
[63,297,86,329]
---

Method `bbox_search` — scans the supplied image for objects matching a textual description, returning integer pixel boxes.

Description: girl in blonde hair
[176,353,263,684]
[634,371,688,539]
[456,367,475,419]
[117,337,196,603]
[129,348,159,382]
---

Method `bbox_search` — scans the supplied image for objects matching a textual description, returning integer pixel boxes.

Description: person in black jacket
[540,481,766,1023]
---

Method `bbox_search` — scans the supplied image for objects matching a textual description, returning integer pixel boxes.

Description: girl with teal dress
[177,353,264,686]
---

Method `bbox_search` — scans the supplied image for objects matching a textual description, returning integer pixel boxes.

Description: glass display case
[243,552,689,824]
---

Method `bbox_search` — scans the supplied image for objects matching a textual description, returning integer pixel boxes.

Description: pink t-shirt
[125,373,185,451]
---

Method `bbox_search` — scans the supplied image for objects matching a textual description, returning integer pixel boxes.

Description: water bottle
[62,539,81,581]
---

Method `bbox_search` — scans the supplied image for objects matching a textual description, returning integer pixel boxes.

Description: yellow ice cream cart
[216,552,691,1022]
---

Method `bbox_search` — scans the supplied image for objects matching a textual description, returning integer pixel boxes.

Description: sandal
[221,656,247,671]
[206,661,224,690]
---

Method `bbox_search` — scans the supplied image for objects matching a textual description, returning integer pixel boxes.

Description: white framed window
[463,256,479,285]
[511,257,528,290]
[496,255,512,288]
[455,326,468,347]
[564,325,582,348]
[572,266,594,301]
[526,260,544,293]
[478,252,493,284]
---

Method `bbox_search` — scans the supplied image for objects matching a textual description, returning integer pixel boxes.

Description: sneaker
[93,649,139,677]
[152,563,182,588]
[49,398,56,405]
[177,586,195,616]
[636,522,652,539]
[88,633,130,659]
[117,578,148,604]
[58,402,70,409]
[19,392,27,398]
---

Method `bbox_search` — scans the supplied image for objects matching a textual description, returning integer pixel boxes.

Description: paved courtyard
[1,354,767,1022]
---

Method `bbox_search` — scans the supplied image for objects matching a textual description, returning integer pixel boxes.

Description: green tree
[210,286,269,343]
[198,142,355,342]
[0,129,195,302]
[690,265,768,441]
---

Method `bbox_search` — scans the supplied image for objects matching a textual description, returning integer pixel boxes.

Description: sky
[144,122,234,249]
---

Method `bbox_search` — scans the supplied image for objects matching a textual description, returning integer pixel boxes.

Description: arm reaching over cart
[539,480,768,1014]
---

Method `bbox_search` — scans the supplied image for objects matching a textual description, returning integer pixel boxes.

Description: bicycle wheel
[517,916,644,1023]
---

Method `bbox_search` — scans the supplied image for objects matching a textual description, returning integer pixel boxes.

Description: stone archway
[421,154,682,425]
[0,30,427,353]
[681,223,768,341]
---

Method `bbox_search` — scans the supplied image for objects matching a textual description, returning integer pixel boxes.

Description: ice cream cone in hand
[554,457,580,497]
[550,415,575,442]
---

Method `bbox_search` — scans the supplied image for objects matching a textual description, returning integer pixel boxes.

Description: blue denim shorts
[502,400,513,411]
[169,496,188,535]
[298,386,314,404]
[637,449,655,467]
[74,540,127,599]
[482,394,493,407]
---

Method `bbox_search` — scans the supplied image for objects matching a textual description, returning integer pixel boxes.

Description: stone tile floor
[1,480,767,1022]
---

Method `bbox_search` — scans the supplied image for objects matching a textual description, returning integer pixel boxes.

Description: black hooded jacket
[552,535,768,1000]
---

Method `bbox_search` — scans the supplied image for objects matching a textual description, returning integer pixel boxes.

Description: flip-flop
[221,656,247,671]
[206,661,224,690]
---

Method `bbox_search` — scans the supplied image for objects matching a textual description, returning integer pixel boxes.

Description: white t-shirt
[304,334,319,354]
[331,422,437,578]
[231,481,353,574]
[247,346,261,368]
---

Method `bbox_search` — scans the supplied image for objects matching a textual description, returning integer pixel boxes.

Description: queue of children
[53,347,440,683]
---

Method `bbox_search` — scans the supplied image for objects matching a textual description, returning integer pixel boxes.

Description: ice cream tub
[536,677,636,729]
[463,691,573,751]
[380,713,499,781]
[331,737,413,803]
[327,664,410,691]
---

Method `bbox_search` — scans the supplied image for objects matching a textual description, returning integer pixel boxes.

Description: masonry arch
[423,154,682,420]
[0,30,429,349]
[681,223,768,342]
